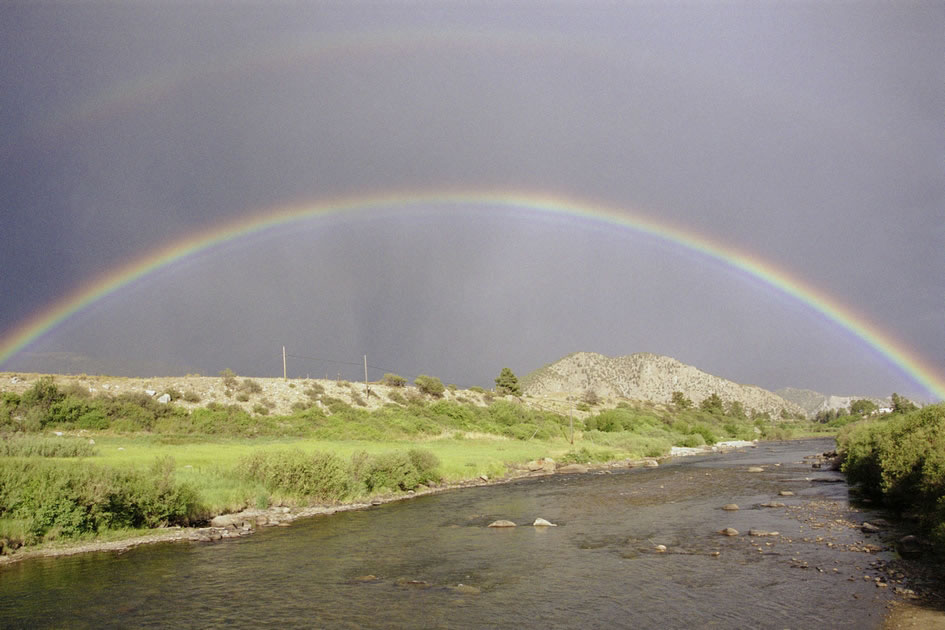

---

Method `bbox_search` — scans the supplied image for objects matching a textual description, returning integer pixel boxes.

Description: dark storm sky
[1,2,942,400]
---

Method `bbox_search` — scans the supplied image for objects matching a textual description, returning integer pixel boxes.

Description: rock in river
[748,529,779,537]
[719,528,739,536]
[747,467,764,473]
[488,520,517,528]
[533,518,557,527]
[722,504,739,511]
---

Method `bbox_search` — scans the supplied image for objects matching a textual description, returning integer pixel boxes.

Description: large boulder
[210,514,242,528]
[487,520,517,528]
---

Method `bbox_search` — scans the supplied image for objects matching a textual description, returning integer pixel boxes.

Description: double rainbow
[1,190,942,400]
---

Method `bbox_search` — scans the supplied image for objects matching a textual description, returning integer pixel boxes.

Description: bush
[183,390,201,403]
[387,390,407,405]
[0,435,98,457]
[674,433,705,448]
[304,383,325,399]
[382,373,407,387]
[363,450,440,492]
[700,393,724,415]
[0,458,202,544]
[252,404,270,416]
[237,450,349,501]
[219,368,237,389]
[240,379,263,394]
[414,375,445,398]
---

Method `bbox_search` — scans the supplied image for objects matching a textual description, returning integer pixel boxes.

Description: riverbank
[0,440,752,566]
[3,436,938,629]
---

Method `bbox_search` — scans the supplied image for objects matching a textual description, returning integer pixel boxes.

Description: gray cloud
[1,2,942,400]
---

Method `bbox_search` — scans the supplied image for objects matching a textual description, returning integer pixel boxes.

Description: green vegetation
[699,393,724,414]
[494,368,521,396]
[671,391,692,409]
[0,435,98,458]
[0,376,814,553]
[0,457,203,545]
[381,373,407,387]
[414,374,445,397]
[838,403,945,549]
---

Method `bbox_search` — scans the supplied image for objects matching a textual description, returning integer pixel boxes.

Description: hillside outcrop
[522,352,804,417]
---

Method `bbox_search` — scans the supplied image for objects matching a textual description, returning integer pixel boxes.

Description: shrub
[415,375,445,398]
[469,386,486,394]
[674,433,706,448]
[236,392,250,402]
[252,404,270,416]
[304,383,325,399]
[0,436,98,457]
[364,452,421,492]
[219,368,237,388]
[689,423,718,445]
[182,390,201,403]
[240,379,263,394]
[382,373,407,387]
[700,393,725,414]
[583,389,600,406]
[671,391,692,409]
[387,390,407,405]
[0,458,201,544]
[237,449,349,501]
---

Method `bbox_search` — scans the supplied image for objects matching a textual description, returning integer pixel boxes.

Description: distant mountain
[775,387,891,417]
[522,352,805,417]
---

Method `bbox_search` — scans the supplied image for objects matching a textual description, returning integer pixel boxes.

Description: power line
[284,351,406,380]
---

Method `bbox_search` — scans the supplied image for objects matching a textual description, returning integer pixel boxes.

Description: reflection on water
[0,439,895,629]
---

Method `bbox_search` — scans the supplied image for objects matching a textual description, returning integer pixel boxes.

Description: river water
[0,438,899,629]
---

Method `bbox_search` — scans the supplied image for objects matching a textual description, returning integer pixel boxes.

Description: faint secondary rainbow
[1,189,942,400]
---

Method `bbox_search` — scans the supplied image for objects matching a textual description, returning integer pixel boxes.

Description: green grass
[1,377,814,552]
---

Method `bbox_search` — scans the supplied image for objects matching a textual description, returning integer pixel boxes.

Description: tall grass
[0,435,98,457]
[0,457,205,546]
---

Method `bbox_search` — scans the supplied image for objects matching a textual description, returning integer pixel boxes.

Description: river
[0,438,901,628]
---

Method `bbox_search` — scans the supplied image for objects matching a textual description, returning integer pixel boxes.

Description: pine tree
[494,367,521,396]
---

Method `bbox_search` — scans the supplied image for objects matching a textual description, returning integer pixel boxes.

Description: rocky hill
[0,372,494,417]
[522,352,805,417]
[775,387,891,417]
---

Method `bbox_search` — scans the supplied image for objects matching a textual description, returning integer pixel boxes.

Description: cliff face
[522,352,805,417]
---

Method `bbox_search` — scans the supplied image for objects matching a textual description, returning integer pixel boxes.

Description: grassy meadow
[0,375,824,552]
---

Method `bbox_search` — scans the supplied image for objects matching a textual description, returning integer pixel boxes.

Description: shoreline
[0,443,766,567]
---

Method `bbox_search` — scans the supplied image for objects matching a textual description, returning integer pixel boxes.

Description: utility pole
[569,394,574,445]
[363,355,369,397]
[282,346,287,381]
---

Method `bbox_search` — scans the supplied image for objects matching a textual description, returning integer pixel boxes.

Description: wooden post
[282,346,287,381]
[569,392,574,445]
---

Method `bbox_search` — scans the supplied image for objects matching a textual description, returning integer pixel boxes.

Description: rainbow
[1,189,943,400]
